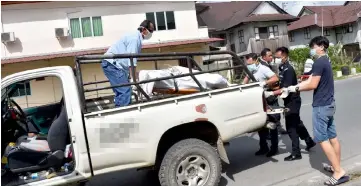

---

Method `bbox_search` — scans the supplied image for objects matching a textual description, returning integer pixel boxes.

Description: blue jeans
[312,101,337,143]
[101,60,131,107]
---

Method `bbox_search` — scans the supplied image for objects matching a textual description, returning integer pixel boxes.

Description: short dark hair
[245,53,258,61]
[261,48,271,57]
[138,20,154,32]
[309,36,329,49]
[275,47,289,56]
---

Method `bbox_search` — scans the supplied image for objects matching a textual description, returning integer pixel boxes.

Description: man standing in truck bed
[102,20,154,107]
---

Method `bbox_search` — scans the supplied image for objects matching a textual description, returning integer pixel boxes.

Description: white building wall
[251,2,280,15]
[1,1,208,58]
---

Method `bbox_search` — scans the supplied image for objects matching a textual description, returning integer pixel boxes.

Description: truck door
[1,67,92,185]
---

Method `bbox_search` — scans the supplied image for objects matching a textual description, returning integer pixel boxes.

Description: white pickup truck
[1,51,277,186]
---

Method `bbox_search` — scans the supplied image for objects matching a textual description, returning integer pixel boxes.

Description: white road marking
[302,103,312,106]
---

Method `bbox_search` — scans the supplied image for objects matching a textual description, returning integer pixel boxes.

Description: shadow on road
[308,144,331,177]
[88,133,328,186]
[221,134,299,183]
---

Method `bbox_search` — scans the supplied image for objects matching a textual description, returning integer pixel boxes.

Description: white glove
[264,91,274,98]
[259,81,267,88]
[288,85,299,93]
[132,85,137,91]
[280,88,289,98]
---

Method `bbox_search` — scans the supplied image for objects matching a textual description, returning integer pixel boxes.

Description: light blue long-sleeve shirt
[104,31,143,72]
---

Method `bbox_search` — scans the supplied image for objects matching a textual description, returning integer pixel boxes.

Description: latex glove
[264,91,274,98]
[280,88,289,98]
[259,81,267,88]
[288,85,299,93]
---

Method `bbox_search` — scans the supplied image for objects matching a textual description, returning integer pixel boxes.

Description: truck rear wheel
[158,138,221,186]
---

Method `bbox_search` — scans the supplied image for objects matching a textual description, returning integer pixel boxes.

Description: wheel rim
[176,155,211,186]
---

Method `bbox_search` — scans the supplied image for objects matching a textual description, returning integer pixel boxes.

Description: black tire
[158,138,221,186]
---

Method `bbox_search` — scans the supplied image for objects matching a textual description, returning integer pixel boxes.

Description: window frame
[145,11,176,31]
[273,25,279,36]
[238,30,244,43]
[323,28,330,36]
[254,27,260,39]
[10,82,31,98]
[304,27,311,39]
[347,24,353,33]
[288,31,295,42]
[70,16,103,38]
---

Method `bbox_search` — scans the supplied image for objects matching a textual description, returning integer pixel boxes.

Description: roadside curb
[271,154,361,186]
[334,73,361,81]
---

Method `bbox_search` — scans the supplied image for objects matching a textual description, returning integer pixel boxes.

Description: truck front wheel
[158,138,221,186]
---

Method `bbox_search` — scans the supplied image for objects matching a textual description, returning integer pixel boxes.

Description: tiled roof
[288,3,361,31]
[242,14,297,23]
[1,38,223,64]
[196,2,295,31]
[1,1,46,5]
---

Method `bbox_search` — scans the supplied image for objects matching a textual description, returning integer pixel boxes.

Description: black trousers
[285,113,312,156]
[258,127,278,150]
[258,95,280,150]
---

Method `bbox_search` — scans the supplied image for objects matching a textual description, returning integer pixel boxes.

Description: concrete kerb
[272,154,361,186]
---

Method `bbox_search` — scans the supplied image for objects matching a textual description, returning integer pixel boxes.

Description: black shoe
[255,148,269,156]
[306,140,316,151]
[266,148,278,157]
[284,154,302,161]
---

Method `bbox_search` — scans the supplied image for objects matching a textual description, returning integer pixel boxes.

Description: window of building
[70,16,103,38]
[268,25,279,37]
[255,27,268,39]
[324,28,330,36]
[11,82,31,97]
[288,31,294,42]
[347,24,353,33]
[304,27,311,39]
[146,11,176,31]
[238,30,244,43]
[229,32,235,52]
[218,33,227,46]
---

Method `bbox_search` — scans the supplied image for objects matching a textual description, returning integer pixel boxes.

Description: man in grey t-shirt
[243,53,280,157]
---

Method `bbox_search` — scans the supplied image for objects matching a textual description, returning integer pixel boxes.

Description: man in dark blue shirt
[284,36,349,185]
[266,47,315,161]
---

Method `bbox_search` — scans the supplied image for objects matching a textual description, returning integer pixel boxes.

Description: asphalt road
[87,76,361,186]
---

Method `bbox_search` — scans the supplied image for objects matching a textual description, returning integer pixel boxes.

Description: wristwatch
[295,86,300,92]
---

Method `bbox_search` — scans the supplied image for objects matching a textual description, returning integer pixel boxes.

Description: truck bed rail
[75,51,255,113]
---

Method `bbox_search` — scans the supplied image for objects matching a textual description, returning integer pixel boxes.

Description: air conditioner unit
[55,28,69,38]
[1,32,16,43]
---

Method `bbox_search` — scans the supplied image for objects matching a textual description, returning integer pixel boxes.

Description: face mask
[310,49,317,57]
[274,58,282,65]
[142,28,153,40]
[144,32,152,40]
[247,64,257,73]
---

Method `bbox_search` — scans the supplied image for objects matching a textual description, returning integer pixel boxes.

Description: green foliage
[289,43,357,76]
[289,47,310,75]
